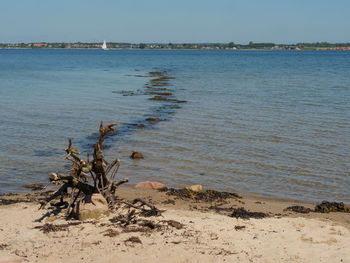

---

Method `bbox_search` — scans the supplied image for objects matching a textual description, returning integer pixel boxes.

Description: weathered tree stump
[40,121,128,216]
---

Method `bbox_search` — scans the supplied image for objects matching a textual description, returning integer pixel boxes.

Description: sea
[0,49,349,203]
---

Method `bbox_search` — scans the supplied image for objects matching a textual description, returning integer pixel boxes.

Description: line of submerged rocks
[113,70,187,126]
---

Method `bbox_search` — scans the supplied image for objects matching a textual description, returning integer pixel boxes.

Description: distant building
[335,47,350,50]
[33,43,48,47]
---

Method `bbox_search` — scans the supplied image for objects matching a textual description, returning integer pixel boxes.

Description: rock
[72,194,109,221]
[130,151,144,159]
[156,92,172,96]
[184,184,203,192]
[146,117,161,122]
[148,71,163,77]
[134,181,167,190]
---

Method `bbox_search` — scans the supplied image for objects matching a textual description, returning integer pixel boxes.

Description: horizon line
[2,41,350,45]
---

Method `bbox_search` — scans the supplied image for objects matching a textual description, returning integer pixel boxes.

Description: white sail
[102,40,107,50]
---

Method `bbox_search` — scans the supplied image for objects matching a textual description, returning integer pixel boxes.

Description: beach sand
[0,187,349,263]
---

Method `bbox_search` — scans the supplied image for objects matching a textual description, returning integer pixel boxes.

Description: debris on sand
[139,220,158,230]
[124,236,142,245]
[101,228,119,237]
[207,205,235,213]
[110,210,137,226]
[234,225,246,231]
[0,197,32,206]
[35,222,82,233]
[284,205,312,214]
[164,188,241,202]
[0,243,8,250]
[162,199,176,205]
[122,226,152,233]
[230,207,268,219]
[166,220,183,229]
[314,201,350,213]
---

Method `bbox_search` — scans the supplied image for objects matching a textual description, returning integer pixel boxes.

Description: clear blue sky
[1,0,349,43]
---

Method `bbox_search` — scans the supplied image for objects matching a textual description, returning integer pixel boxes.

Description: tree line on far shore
[1,41,350,50]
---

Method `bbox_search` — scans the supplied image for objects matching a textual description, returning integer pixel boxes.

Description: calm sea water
[0,49,349,202]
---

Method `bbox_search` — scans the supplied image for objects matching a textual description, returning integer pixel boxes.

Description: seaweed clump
[0,244,8,250]
[0,193,36,206]
[284,205,312,214]
[124,236,142,245]
[35,222,82,233]
[230,207,268,219]
[164,188,241,202]
[314,201,350,213]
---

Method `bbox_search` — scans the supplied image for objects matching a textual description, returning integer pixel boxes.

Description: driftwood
[40,121,130,216]
[122,198,164,217]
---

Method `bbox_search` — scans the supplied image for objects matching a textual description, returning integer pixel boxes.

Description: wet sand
[0,186,349,263]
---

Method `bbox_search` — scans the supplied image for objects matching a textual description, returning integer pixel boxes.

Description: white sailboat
[102,40,108,50]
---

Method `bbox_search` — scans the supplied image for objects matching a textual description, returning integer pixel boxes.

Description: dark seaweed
[284,205,312,214]
[314,201,350,213]
[35,222,82,233]
[230,207,268,219]
[234,225,246,230]
[164,188,241,202]
[101,228,119,237]
[166,220,183,229]
[124,236,142,244]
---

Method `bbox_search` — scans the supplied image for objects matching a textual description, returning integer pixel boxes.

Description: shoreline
[5,182,349,211]
[14,182,350,207]
[1,187,350,262]
[1,47,347,51]
[102,184,350,207]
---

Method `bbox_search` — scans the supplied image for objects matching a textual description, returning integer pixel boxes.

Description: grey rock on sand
[72,193,109,221]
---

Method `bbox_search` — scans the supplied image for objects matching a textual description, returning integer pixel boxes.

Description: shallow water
[0,49,349,202]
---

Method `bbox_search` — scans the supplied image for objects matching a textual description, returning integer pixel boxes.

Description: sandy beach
[0,187,349,263]
[2,1,350,263]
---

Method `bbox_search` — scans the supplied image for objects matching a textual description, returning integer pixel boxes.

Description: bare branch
[106,158,120,175]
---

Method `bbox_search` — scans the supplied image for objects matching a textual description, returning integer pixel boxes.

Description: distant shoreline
[1,47,349,51]
[2,41,350,51]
